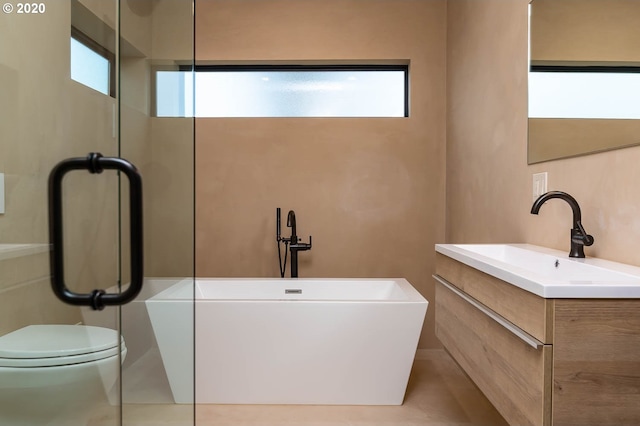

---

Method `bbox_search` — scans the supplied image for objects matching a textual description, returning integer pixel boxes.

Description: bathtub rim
[146,277,426,304]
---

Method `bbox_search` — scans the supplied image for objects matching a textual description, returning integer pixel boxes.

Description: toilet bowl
[0,324,126,425]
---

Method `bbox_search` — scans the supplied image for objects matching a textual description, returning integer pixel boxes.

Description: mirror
[528,0,640,164]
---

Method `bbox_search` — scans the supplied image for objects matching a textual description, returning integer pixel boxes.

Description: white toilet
[0,324,126,425]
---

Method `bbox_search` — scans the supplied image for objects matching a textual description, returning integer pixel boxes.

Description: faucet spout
[531,191,594,258]
[531,191,582,225]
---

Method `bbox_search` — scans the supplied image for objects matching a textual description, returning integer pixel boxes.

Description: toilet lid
[0,325,125,367]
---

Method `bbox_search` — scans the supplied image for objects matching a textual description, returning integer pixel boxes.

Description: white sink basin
[436,243,640,298]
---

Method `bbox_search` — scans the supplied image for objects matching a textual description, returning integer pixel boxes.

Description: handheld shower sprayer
[276,207,281,241]
[276,208,287,278]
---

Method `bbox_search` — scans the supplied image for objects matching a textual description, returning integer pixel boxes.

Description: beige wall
[531,0,640,63]
[121,0,195,280]
[146,119,194,277]
[528,118,640,164]
[195,0,447,348]
[0,0,192,336]
[447,0,640,268]
[528,0,640,163]
[145,0,195,278]
[0,1,119,334]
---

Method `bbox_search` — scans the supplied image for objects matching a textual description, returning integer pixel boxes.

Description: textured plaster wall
[195,0,447,348]
[447,0,640,268]
[0,1,120,334]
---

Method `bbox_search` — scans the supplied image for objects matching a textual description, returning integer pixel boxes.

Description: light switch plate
[532,172,547,202]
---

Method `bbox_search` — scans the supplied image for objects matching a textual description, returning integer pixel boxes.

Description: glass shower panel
[0,0,195,424]
[0,0,121,423]
[119,0,195,424]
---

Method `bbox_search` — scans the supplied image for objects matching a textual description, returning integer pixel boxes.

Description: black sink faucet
[276,208,312,278]
[530,191,594,258]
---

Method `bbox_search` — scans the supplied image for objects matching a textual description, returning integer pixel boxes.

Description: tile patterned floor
[90,350,507,426]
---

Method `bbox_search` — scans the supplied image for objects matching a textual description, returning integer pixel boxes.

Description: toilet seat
[0,325,125,368]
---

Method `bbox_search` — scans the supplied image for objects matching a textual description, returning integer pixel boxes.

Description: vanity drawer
[436,253,554,343]
[435,278,552,426]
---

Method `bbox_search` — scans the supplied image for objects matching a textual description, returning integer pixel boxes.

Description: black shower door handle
[48,152,143,310]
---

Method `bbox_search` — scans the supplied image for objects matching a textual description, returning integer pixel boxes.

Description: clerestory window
[154,65,409,118]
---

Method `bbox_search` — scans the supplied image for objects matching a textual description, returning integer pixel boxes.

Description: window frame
[153,64,409,118]
[530,64,640,74]
[71,26,116,98]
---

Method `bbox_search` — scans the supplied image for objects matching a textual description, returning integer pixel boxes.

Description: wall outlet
[532,172,548,202]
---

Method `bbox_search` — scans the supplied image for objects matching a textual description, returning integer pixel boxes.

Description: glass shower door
[0,0,194,424]
[119,0,195,424]
[0,0,122,423]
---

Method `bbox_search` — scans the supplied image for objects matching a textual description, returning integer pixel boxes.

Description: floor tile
[88,349,508,426]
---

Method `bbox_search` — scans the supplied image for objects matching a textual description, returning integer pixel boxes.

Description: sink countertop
[435,243,640,298]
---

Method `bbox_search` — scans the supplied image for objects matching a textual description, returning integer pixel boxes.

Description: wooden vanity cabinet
[434,253,640,426]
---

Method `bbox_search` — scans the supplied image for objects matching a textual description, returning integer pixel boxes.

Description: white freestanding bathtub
[146,278,427,405]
